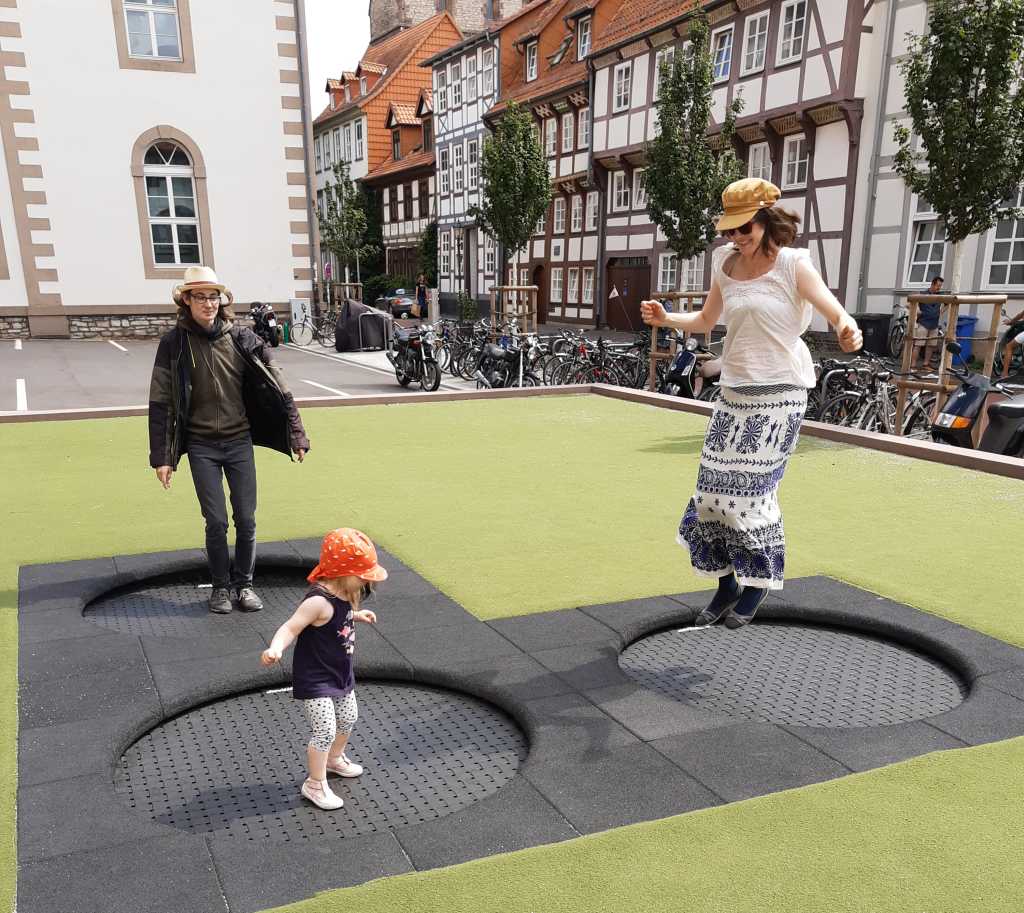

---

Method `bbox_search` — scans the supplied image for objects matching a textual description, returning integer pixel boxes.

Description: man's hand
[837,316,863,354]
[296,449,306,463]
[640,300,668,327]
[155,466,173,489]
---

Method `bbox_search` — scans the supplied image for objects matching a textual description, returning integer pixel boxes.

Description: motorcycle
[249,301,280,347]
[659,333,722,401]
[473,332,542,388]
[932,342,1024,456]
[386,324,441,392]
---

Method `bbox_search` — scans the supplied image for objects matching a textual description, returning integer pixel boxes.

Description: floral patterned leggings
[303,691,359,752]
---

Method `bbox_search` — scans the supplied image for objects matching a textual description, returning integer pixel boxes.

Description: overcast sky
[304,1,371,110]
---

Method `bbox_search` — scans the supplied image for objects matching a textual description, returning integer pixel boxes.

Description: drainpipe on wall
[855,0,900,314]
[587,60,607,329]
[294,0,322,304]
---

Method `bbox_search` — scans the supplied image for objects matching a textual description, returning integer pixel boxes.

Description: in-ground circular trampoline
[620,622,967,727]
[116,682,527,841]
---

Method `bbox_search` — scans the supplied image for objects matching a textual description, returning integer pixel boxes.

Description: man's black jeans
[187,435,257,590]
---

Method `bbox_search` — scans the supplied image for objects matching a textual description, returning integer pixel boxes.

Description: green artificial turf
[3,394,1023,913]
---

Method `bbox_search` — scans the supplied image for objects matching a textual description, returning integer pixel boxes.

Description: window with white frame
[454,230,464,277]
[453,143,465,192]
[741,11,769,75]
[562,112,574,153]
[436,71,448,112]
[482,48,494,95]
[613,171,630,210]
[633,169,647,209]
[143,141,201,265]
[582,267,595,303]
[315,135,322,172]
[333,128,341,165]
[439,147,451,194]
[684,252,705,290]
[355,120,364,160]
[317,189,324,218]
[552,239,563,259]
[392,129,401,162]
[322,132,332,168]
[526,41,538,81]
[468,140,479,190]
[578,107,590,149]
[535,211,546,235]
[440,230,451,275]
[359,77,367,96]
[712,26,733,82]
[654,46,675,100]
[551,267,564,302]
[519,267,529,285]
[451,62,462,107]
[344,85,351,102]
[344,124,353,162]
[554,197,566,233]
[485,234,496,273]
[658,253,678,292]
[124,0,182,60]
[613,61,632,112]
[567,268,580,303]
[907,197,946,286]
[466,56,477,100]
[748,141,771,181]
[778,0,807,64]
[782,134,808,189]
[545,118,557,156]
[577,16,592,59]
[987,187,1024,286]
[586,191,598,230]
[571,195,583,232]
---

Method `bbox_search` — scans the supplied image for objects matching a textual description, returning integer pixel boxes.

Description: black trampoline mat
[620,623,967,727]
[115,682,527,841]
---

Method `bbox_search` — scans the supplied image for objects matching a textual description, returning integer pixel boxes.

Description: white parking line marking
[14,339,22,351]
[16,378,27,411]
[108,340,128,353]
[301,379,350,397]
[286,343,465,391]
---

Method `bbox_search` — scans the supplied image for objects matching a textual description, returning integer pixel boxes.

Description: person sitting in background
[914,275,943,369]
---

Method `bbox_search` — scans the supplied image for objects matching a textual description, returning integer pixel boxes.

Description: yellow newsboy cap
[716,177,781,231]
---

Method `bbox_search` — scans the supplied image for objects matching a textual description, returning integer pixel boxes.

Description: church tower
[367,1,527,44]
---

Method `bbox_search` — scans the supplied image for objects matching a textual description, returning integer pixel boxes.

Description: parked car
[374,289,417,319]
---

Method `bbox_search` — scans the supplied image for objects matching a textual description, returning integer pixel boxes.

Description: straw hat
[172,266,230,304]
[716,178,781,231]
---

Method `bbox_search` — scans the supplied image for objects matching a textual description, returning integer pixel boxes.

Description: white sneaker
[326,754,364,777]
[300,778,343,810]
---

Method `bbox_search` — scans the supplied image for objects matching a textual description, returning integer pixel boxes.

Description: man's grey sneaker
[235,586,263,613]
[724,588,770,630]
[694,584,743,627]
[209,587,233,614]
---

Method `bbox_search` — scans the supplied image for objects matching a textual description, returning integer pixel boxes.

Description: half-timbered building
[589,0,877,331]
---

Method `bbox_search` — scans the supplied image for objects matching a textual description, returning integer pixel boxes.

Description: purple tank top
[291,585,355,700]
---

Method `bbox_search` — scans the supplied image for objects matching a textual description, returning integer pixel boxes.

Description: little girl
[261,528,387,810]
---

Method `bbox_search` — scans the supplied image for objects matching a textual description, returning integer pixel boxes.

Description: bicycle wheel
[420,362,441,392]
[857,403,883,434]
[888,320,906,360]
[819,392,864,426]
[290,321,313,346]
[317,320,336,348]
[434,343,450,373]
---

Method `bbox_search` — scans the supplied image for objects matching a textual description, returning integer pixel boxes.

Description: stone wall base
[0,316,29,338]
[67,315,178,338]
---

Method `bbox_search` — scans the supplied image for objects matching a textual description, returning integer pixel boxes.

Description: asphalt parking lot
[0,337,472,414]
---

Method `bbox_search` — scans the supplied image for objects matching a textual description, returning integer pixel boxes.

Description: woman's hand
[836,315,863,353]
[260,648,281,667]
[640,300,668,327]
[353,609,377,624]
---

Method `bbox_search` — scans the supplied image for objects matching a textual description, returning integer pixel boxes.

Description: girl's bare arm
[261,596,331,664]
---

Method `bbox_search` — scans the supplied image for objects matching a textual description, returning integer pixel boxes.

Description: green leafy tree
[893,0,1024,292]
[418,220,438,287]
[469,100,551,284]
[645,12,744,271]
[318,159,378,287]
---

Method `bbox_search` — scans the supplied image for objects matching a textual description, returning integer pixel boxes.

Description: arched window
[143,141,201,265]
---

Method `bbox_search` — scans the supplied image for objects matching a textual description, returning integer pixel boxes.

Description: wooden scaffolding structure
[647,291,709,391]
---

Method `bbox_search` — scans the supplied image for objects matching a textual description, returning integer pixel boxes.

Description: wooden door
[605,258,651,332]
[532,264,548,325]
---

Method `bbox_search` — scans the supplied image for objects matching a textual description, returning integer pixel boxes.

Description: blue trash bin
[955,315,979,364]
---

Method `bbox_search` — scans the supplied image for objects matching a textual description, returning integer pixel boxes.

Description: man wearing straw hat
[148,267,310,614]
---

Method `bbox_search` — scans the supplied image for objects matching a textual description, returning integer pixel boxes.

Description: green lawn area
[3,394,1023,913]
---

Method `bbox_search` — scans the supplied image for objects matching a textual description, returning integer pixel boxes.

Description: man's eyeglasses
[721,221,754,238]
[189,293,221,303]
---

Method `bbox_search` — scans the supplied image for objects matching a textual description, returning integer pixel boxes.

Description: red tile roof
[592,0,700,55]
[364,149,436,183]
[488,60,587,116]
[416,87,434,115]
[388,103,420,127]
[509,0,572,45]
[359,62,387,75]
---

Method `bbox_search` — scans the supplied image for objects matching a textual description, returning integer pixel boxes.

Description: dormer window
[577,16,592,59]
[526,41,538,81]
[359,77,367,95]
[392,129,401,161]
[344,85,351,102]
[330,95,337,111]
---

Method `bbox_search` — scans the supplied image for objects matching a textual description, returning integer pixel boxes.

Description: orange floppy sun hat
[307,528,389,584]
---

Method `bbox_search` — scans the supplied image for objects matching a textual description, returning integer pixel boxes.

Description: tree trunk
[949,239,964,294]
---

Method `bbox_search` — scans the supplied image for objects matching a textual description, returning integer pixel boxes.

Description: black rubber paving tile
[577,595,695,645]
[139,627,268,665]
[147,651,287,717]
[384,620,526,671]
[522,741,721,833]
[111,549,208,585]
[18,833,226,913]
[651,723,850,801]
[18,558,117,613]
[370,590,477,635]
[978,668,1024,702]
[782,720,967,772]
[925,683,1024,746]
[19,633,147,683]
[531,641,635,692]
[19,606,119,645]
[421,651,577,709]
[19,664,161,729]
[518,692,641,764]
[487,608,620,654]
[582,681,733,741]
[208,831,414,913]
[393,776,578,872]
[18,773,173,863]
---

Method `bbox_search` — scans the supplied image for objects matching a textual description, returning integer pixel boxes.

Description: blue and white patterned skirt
[677,385,808,590]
